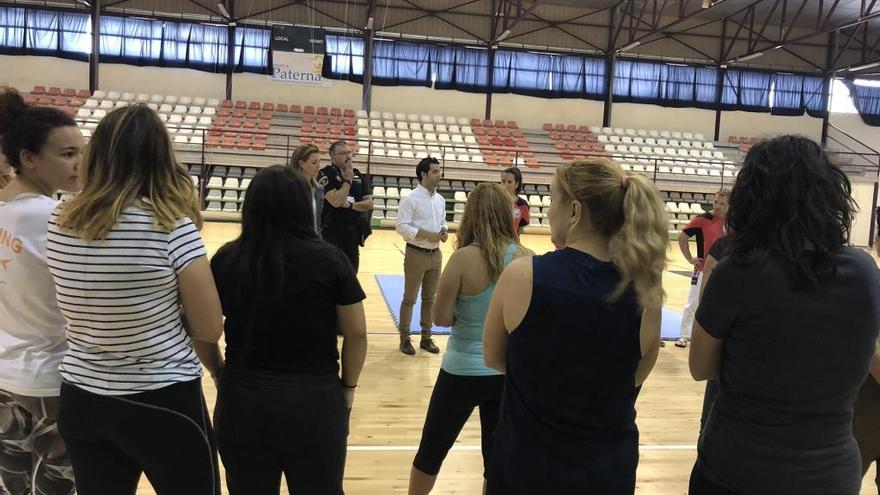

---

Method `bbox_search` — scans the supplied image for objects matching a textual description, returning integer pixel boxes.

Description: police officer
[317,140,373,273]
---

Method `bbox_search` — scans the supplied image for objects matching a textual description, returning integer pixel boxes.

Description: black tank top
[493,248,643,494]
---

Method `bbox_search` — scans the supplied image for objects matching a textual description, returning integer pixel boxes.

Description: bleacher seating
[28,84,739,225]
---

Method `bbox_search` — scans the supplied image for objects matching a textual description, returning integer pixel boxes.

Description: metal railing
[826,123,880,177]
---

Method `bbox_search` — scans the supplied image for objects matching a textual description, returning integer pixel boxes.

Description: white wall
[851,180,876,246]
[0,55,87,91]
[720,111,823,143]
[102,64,226,99]
[492,93,604,129]
[613,103,716,138]
[372,85,486,121]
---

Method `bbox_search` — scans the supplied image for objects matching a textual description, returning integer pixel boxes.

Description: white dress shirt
[396,184,448,250]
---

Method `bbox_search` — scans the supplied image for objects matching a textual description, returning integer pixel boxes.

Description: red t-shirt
[682,213,725,260]
[513,197,530,235]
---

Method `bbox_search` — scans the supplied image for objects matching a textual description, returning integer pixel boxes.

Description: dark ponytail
[0,87,76,172]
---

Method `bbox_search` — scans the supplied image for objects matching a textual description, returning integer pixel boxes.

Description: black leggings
[413,369,504,478]
[58,379,219,495]
[214,368,349,495]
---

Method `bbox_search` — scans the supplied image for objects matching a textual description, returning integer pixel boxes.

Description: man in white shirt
[395,157,448,355]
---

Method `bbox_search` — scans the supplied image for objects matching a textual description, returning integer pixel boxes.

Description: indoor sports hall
[1,0,879,493]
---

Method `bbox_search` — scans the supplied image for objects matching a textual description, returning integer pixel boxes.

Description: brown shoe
[419,337,440,354]
[399,337,415,355]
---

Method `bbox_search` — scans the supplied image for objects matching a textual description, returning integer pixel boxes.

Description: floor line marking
[346,445,696,452]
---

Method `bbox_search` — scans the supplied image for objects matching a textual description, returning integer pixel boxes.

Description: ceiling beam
[613,0,741,51]
[492,0,542,44]
[379,0,484,33]
[728,6,880,65]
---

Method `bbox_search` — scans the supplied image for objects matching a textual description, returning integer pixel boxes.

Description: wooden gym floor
[134,223,878,494]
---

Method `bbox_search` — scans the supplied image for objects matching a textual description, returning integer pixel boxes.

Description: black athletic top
[493,248,642,494]
[211,238,365,375]
[696,247,880,495]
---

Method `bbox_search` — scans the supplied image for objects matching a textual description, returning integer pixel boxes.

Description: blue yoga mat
[375,274,685,340]
[375,274,450,335]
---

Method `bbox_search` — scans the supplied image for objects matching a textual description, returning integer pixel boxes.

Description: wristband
[342,383,358,389]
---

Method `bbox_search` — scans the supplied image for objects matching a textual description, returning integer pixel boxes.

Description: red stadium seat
[32,86,47,95]
[276,104,289,113]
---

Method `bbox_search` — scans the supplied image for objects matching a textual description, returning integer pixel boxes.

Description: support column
[713,18,727,142]
[362,0,377,112]
[484,0,500,120]
[485,47,496,120]
[225,1,236,101]
[602,7,617,127]
[89,0,101,93]
[821,31,837,146]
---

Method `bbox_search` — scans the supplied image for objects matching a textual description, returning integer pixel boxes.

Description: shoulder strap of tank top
[502,243,520,267]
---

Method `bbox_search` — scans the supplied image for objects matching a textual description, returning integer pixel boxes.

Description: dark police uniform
[317,164,372,273]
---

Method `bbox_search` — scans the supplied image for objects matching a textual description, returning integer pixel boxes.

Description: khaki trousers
[398,245,442,339]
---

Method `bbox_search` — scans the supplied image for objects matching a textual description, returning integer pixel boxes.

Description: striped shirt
[46,203,206,396]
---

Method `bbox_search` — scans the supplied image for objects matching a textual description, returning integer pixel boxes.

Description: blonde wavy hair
[288,143,320,187]
[456,182,519,282]
[56,104,201,240]
[555,159,669,308]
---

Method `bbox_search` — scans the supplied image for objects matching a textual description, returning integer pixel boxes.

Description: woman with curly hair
[689,135,880,495]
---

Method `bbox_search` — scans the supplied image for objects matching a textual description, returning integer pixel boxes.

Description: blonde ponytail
[556,160,669,308]
[611,173,669,308]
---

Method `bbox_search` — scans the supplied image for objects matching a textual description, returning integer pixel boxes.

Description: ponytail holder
[621,175,630,190]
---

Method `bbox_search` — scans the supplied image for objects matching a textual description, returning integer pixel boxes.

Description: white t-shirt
[0,193,68,397]
[47,202,207,396]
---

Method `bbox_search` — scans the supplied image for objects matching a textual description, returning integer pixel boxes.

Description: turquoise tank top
[441,244,519,376]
